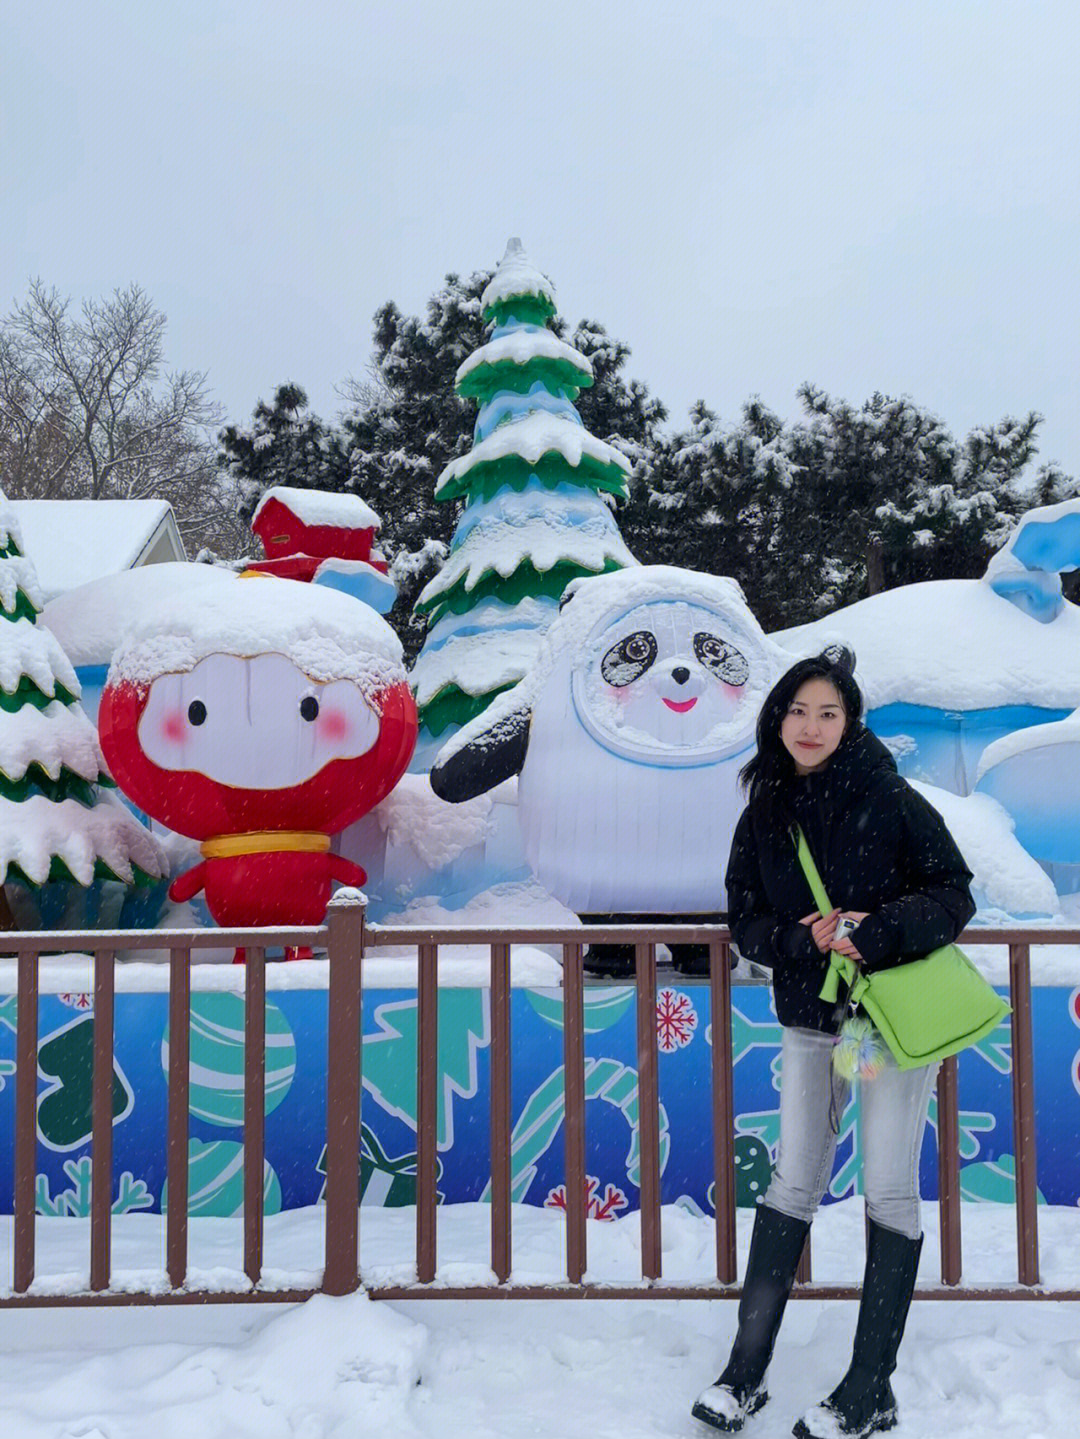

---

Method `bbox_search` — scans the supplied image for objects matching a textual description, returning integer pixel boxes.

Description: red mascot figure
[99,570,416,958]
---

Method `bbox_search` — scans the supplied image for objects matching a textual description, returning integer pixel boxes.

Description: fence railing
[1,896,1077,1306]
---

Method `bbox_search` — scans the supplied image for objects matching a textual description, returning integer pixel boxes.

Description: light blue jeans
[763,1026,939,1240]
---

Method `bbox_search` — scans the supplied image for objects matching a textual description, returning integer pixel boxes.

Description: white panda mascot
[430,566,785,964]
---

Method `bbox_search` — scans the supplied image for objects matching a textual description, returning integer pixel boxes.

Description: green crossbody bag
[793,826,1011,1071]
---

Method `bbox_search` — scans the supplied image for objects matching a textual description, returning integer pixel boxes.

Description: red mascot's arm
[327,856,368,887]
[168,862,209,903]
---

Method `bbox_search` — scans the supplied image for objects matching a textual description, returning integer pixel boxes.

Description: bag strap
[791,826,859,1005]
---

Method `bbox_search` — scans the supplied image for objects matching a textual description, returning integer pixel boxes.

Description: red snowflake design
[656,987,698,1052]
[58,993,93,1010]
[544,1174,629,1221]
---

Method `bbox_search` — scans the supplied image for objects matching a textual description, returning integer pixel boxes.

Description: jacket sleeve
[853,782,976,971]
[726,807,818,972]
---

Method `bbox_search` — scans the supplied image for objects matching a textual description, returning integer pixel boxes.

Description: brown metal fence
[1,896,1077,1306]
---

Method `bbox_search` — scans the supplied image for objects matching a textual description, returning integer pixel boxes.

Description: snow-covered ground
[1,1200,1077,1438]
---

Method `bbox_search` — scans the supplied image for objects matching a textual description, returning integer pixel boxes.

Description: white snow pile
[912,782,1061,920]
[456,326,593,389]
[0,616,80,699]
[252,484,382,533]
[434,410,631,496]
[0,792,166,884]
[41,563,230,668]
[108,569,406,698]
[776,578,1080,710]
[376,772,494,871]
[480,236,557,313]
[1,1200,1078,1438]
[0,699,103,784]
[418,491,635,611]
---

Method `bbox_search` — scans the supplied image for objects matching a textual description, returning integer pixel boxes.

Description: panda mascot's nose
[671,667,691,684]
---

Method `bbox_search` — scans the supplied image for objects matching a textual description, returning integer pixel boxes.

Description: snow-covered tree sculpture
[410,240,637,752]
[0,494,164,929]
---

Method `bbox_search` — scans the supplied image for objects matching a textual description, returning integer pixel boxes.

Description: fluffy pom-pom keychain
[833,1014,888,1080]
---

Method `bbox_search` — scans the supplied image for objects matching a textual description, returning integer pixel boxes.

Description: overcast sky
[4,1,1077,471]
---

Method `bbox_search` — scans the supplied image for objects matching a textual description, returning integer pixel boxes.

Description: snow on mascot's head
[430,565,784,913]
[98,569,416,941]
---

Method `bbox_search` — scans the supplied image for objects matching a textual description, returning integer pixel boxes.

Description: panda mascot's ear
[430,703,532,803]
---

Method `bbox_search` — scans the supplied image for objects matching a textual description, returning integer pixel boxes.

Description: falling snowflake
[544,1174,629,1221]
[58,994,93,1011]
[656,987,697,1052]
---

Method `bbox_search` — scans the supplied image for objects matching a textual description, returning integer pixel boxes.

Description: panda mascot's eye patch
[601,630,658,686]
[693,632,750,686]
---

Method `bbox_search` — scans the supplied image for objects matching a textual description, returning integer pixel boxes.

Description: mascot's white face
[573,598,765,765]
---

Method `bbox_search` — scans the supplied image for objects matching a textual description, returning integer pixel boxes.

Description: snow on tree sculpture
[0,491,165,928]
[410,239,637,755]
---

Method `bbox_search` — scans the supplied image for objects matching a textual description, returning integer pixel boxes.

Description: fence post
[1009,942,1040,1286]
[323,892,366,1296]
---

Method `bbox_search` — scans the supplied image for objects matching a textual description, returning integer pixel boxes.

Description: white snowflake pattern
[58,993,93,1010]
[656,988,698,1052]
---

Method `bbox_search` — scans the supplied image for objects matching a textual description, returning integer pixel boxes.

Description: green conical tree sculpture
[410,239,637,754]
[0,493,165,928]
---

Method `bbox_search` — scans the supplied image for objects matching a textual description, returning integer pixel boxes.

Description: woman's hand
[831,911,871,962]
[800,909,840,954]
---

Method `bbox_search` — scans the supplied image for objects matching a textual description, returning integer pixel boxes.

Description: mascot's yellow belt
[200,832,332,859]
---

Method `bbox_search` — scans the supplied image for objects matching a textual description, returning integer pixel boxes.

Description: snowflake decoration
[35,1157,154,1217]
[58,993,93,1011]
[544,1174,629,1221]
[656,988,697,1052]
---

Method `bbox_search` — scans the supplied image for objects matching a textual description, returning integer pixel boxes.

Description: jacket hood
[798,723,897,808]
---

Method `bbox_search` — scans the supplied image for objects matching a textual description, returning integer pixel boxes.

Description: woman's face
[780,676,847,774]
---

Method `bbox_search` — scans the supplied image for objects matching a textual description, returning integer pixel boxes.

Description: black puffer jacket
[726,726,976,1033]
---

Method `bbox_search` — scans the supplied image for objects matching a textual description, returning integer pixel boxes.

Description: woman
[692,648,974,1439]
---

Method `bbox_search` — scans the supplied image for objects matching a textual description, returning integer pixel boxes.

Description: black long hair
[739,646,863,827]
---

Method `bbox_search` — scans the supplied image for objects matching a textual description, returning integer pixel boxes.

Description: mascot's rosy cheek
[98,675,416,941]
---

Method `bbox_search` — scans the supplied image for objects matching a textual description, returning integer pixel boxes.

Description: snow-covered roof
[252,486,381,533]
[480,238,557,316]
[775,579,1080,710]
[435,411,631,498]
[417,488,636,611]
[108,569,407,698]
[5,500,186,603]
[976,708,1080,778]
[41,563,233,668]
[456,329,593,390]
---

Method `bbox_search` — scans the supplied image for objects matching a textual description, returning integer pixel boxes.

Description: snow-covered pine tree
[217,383,352,529]
[0,495,164,930]
[409,240,637,754]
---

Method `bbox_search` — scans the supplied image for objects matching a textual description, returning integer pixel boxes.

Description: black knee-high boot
[793,1220,923,1439]
[692,1204,810,1432]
